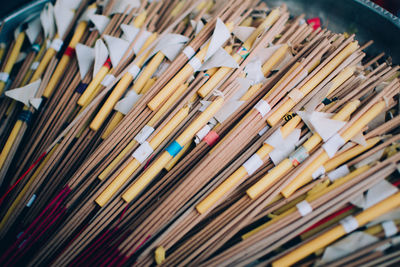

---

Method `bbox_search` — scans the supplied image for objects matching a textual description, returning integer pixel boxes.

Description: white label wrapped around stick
[195,124,211,144]
[323,133,346,158]
[132,141,154,163]
[340,215,359,233]
[183,46,195,59]
[327,165,350,182]
[258,125,270,136]
[128,65,141,78]
[50,38,63,52]
[189,57,202,72]
[101,74,116,87]
[134,125,155,144]
[254,100,271,117]
[312,166,326,180]
[242,154,263,175]
[296,200,313,216]
[30,61,40,70]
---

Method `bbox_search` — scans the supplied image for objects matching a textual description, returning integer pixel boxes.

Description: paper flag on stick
[148,33,189,61]
[76,44,95,79]
[199,47,239,70]
[232,26,255,43]
[79,5,96,22]
[354,148,384,169]
[40,3,55,39]
[190,20,204,35]
[273,50,293,71]
[244,59,266,85]
[350,131,367,146]
[54,2,75,38]
[351,180,399,210]
[214,101,244,123]
[133,31,152,55]
[304,80,332,112]
[5,79,42,107]
[94,39,109,76]
[297,111,346,141]
[89,14,110,34]
[268,129,301,165]
[109,0,140,15]
[58,0,81,10]
[320,231,378,264]
[121,24,140,42]
[26,17,41,44]
[30,98,43,110]
[205,18,231,61]
[253,45,283,65]
[104,35,130,66]
[114,91,142,115]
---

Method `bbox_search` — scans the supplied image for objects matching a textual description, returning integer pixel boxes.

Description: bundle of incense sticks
[0,0,399,266]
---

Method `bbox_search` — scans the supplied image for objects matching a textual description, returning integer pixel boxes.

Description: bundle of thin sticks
[0,0,399,266]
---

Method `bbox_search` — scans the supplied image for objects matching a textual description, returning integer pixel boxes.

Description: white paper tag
[30,61,40,70]
[189,57,202,72]
[340,216,359,233]
[254,100,271,117]
[0,72,9,82]
[183,46,195,59]
[128,65,141,78]
[382,220,398,237]
[327,165,350,182]
[132,141,154,163]
[296,200,313,216]
[242,154,264,175]
[323,133,346,158]
[134,125,155,144]
[50,38,63,52]
[101,74,116,87]
[195,124,211,144]
[312,165,326,180]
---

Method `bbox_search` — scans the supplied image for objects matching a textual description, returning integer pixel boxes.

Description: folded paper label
[296,200,313,216]
[101,74,116,87]
[134,125,155,144]
[132,141,154,163]
[242,154,263,176]
[340,215,359,233]
[254,100,271,117]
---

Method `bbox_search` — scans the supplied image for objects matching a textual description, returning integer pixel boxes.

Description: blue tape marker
[76,83,88,94]
[165,140,183,157]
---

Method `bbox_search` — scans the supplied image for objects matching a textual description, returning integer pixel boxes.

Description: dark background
[0,0,34,18]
